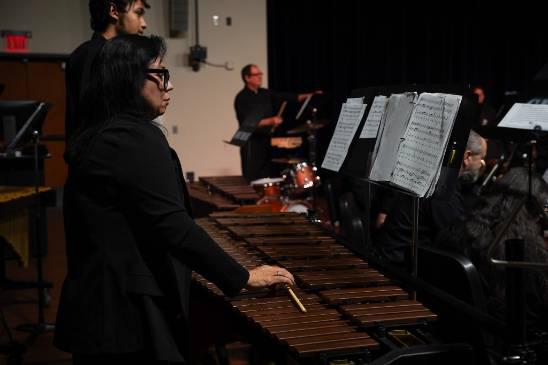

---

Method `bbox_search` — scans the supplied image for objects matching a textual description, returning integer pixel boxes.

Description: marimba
[193,212,439,363]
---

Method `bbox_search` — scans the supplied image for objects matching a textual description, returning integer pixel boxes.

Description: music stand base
[16,322,55,346]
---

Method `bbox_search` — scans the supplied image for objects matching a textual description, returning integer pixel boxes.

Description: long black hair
[67,34,166,163]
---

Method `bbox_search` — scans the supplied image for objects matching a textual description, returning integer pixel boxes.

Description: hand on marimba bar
[246,265,295,289]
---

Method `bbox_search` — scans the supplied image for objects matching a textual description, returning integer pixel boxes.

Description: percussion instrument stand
[16,131,55,345]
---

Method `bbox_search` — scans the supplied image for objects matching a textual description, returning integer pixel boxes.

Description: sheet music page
[391,93,462,197]
[359,95,387,139]
[498,103,548,130]
[346,97,365,105]
[321,99,367,171]
[369,93,417,181]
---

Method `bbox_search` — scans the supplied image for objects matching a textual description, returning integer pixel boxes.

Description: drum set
[251,119,326,214]
[250,162,320,214]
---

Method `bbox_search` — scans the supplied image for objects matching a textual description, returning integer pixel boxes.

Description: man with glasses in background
[234,64,320,181]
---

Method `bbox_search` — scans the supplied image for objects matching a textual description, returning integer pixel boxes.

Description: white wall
[0,0,268,177]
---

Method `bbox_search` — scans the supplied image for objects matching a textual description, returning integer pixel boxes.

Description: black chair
[338,192,367,255]
[417,246,498,365]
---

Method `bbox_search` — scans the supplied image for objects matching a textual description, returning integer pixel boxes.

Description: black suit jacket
[234,87,297,181]
[54,115,249,361]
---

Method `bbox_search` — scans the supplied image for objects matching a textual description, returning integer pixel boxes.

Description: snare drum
[250,177,284,195]
[292,162,319,189]
[250,177,284,210]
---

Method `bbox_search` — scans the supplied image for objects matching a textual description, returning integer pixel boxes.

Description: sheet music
[369,93,417,181]
[498,103,548,130]
[391,93,461,197]
[359,95,387,139]
[225,129,253,147]
[321,99,367,171]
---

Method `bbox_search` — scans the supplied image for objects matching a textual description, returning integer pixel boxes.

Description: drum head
[250,177,284,186]
[281,200,311,214]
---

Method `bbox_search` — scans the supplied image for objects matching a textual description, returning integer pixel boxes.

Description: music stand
[0,100,55,345]
[484,105,548,364]
[1,101,48,156]
[325,85,476,284]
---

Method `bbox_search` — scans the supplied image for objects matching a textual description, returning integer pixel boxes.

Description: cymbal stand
[306,108,319,216]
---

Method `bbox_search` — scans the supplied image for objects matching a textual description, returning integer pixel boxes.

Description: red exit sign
[1,30,32,52]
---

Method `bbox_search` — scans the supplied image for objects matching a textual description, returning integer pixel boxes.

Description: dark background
[267,1,548,121]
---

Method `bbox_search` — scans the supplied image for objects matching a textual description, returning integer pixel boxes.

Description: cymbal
[271,157,305,164]
[287,122,327,135]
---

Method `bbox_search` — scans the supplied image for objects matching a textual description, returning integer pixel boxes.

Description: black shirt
[65,33,107,141]
[234,87,297,181]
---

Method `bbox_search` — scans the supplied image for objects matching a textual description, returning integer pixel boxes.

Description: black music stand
[483,121,548,364]
[0,101,55,345]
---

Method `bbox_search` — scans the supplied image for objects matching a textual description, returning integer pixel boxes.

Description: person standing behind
[65,0,149,141]
[472,86,497,127]
[234,64,320,181]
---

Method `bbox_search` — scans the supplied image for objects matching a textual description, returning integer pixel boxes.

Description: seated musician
[234,64,321,181]
[55,35,295,365]
[373,130,487,264]
[436,167,548,332]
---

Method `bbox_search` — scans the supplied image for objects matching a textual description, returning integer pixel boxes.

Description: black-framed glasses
[146,68,170,90]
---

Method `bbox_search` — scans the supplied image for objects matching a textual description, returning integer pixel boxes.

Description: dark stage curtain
[267,1,548,121]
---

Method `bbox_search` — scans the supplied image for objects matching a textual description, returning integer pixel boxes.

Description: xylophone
[199,176,259,204]
[0,186,54,267]
[192,212,440,363]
